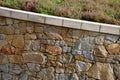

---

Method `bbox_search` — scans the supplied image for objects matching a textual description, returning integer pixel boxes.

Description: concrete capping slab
[81,21,100,32]
[63,18,81,29]
[0,7,11,17]
[100,24,120,35]
[0,7,120,35]
[45,16,63,26]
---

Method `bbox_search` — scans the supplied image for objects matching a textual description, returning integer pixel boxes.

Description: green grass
[0,0,120,25]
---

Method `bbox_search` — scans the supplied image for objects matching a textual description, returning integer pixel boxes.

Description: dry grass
[0,0,120,25]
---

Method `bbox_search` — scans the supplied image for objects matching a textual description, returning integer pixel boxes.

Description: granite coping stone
[0,7,120,35]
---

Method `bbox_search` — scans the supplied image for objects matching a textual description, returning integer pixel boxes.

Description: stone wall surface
[0,16,120,80]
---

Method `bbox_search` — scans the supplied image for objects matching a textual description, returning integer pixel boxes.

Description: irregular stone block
[1,45,15,54]
[9,64,23,74]
[2,73,12,80]
[70,73,79,80]
[0,55,8,64]
[24,40,32,50]
[46,45,62,55]
[0,26,14,34]
[19,72,28,80]
[32,40,40,51]
[44,32,63,40]
[12,35,24,49]
[35,24,43,33]
[56,68,64,74]
[113,64,120,80]
[27,63,40,72]
[72,50,82,55]
[106,44,120,55]
[6,18,13,25]
[94,46,108,57]
[105,35,119,43]
[87,62,114,80]
[0,17,6,25]
[25,33,37,40]
[55,74,70,80]
[82,51,94,60]
[8,55,24,65]
[62,46,71,53]
[6,35,13,44]
[95,35,104,45]
[76,61,87,72]
[58,53,73,63]
[22,52,47,64]
[0,34,7,40]
[37,67,54,80]
[0,40,8,50]
[0,64,9,72]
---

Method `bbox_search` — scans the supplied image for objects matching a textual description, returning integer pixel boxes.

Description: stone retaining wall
[0,7,120,80]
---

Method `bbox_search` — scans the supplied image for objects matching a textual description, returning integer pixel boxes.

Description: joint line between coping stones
[99,24,101,32]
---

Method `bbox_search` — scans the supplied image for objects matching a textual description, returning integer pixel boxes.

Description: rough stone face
[0,40,8,50]
[58,53,73,63]
[55,74,70,80]
[105,35,119,42]
[0,17,6,25]
[56,68,64,73]
[12,35,24,49]
[6,18,13,25]
[2,73,12,80]
[35,25,43,33]
[6,35,13,44]
[25,33,37,40]
[44,32,63,40]
[0,64,9,72]
[95,36,104,45]
[76,61,87,72]
[62,46,71,53]
[32,40,40,51]
[0,26,14,34]
[100,63,114,80]
[82,50,94,60]
[113,64,120,80]
[94,46,108,57]
[0,55,8,64]
[106,44,120,55]
[18,22,27,34]
[19,72,28,80]
[9,64,23,74]
[70,73,79,80]
[87,62,114,80]
[87,62,102,79]
[1,45,15,54]
[24,40,32,50]
[26,26,34,33]
[72,50,82,55]
[0,34,7,40]
[37,67,54,80]
[27,63,40,72]
[46,45,62,55]
[74,55,84,61]
[22,52,46,64]
[8,55,24,65]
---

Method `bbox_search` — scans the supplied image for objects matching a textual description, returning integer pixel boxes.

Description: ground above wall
[0,7,120,80]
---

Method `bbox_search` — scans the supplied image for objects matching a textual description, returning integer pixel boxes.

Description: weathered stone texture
[0,16,120,80]
[12,35,24,49]
[106,44,120,55]
[22,52,46,64]
[46,45,62,55]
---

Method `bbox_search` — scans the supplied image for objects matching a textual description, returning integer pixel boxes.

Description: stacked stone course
[0,16,120,80]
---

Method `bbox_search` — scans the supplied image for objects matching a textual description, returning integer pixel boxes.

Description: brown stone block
[46,45,62,55]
